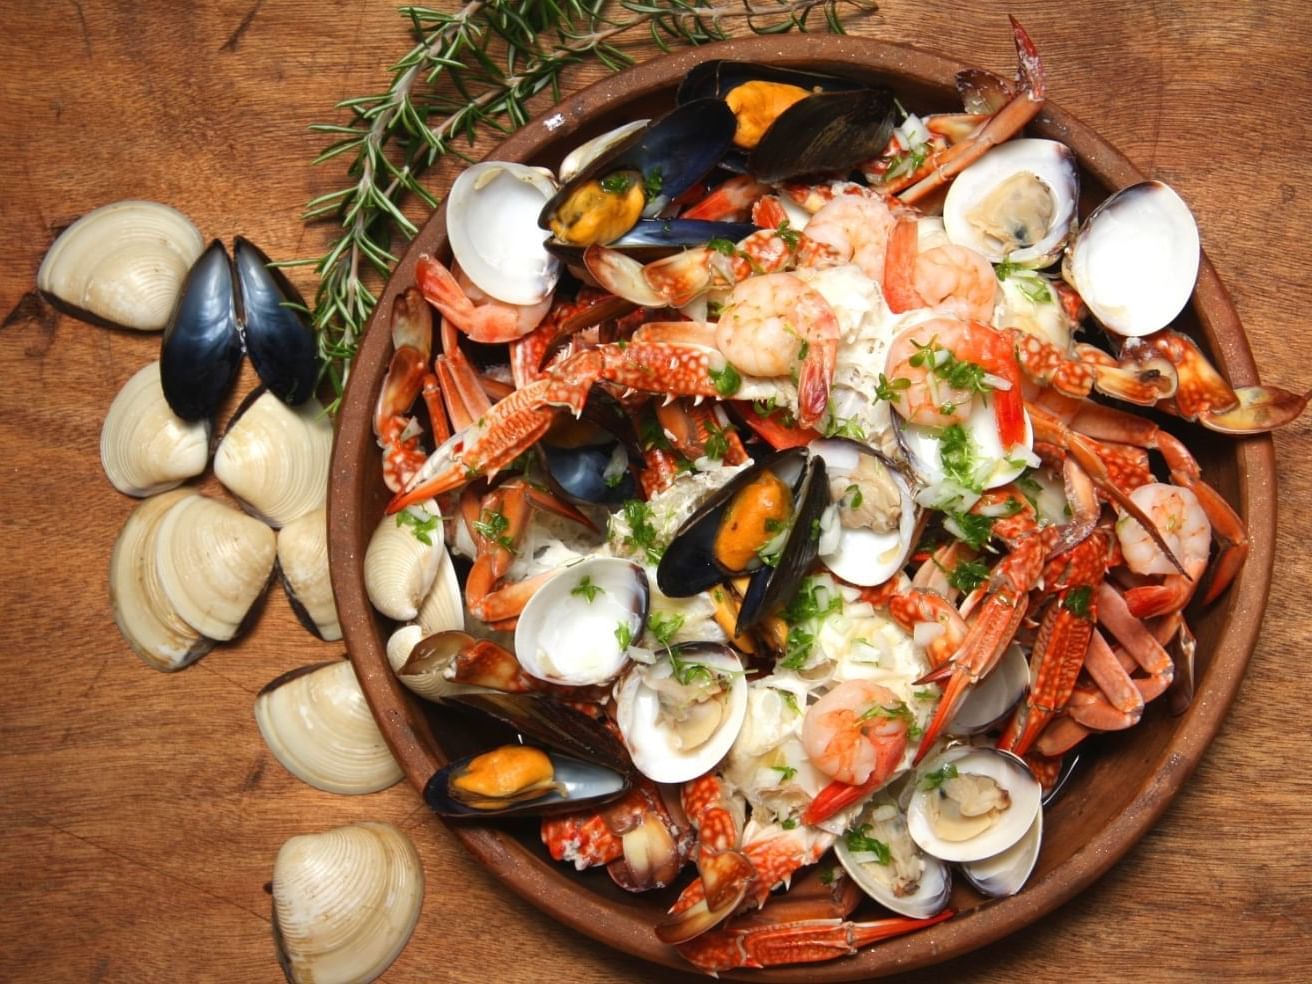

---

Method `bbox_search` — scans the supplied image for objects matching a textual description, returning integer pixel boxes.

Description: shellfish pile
[363,16,1307,976]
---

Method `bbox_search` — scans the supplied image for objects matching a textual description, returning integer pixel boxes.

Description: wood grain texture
[0,2,1308,982]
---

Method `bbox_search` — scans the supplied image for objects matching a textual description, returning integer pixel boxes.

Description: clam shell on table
[100,360,210,497]
[214,388,332,527]
[1064,180,1200,337]
[272,821,423,984]
[37,199,205,331]
[254,660,402,795]
[233,237,321,407]
[446,161,561,305]
[159,239,243,422]
[276,506,340,642]
[153,493,276,642]
[108,488,212,672]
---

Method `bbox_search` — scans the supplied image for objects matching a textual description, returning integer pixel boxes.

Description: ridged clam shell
[37,200,205,331]
[254,660,402,794]
[414,544,462,636]
[364,502,444,621]
[277,506,341,641]
[272,821,423,984]
[108,488,212,671]
[154,494,276,641]
[214,390,333,527]
[100,361,210,497]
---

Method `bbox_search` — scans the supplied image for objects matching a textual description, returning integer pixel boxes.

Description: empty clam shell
[100,361,210,497]
[447,161,561,305]
[37,200,205,331]
[153,494,276,641]
[108,488,212,671]
[214,389,332,527]
[276,506,340,641]
[255,660,402,794]
[272,822,423,984]
[364,501,446,622]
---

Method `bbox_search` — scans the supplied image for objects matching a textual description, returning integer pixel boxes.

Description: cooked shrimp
[1117,482,1211,576]
[801,680,910,786]
[883,317,1026,446]
[715,272,840,428]
[415,255,551,343]
[883,218,998,322]
[798,194,897,282]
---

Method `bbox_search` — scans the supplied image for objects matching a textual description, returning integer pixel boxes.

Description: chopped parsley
[669,648,717,686]
[857,700,921,738]
[643,167,663,199]
[637,412,672,451]
[771,764,798,783]
[818,866,836,886]
[614,621,633,650]
[647,610,685,648]
[775,219,801,250]
[909,339,993,395]
[883,141,928,182]
[394,509,441,546]
[707,237,737,256]
[912,688,939,702]
[570,575,602,604]
[781,817,799,830]
[600,172,634,194]
[619,499,664,563]
[844,484,864,510]
[844,825,892,863]
[939,423,983,492]
[920,762,959,791]
[996,258,1053,303]
[473,508,516,552]
[780,577,843,670]
[702,420,730,461]
[947,558,990,594]
[819,412,867,441]
[1062,584,1093,618]
[709,363,742,396]
[875,372,911,403]
[944,510,996,551]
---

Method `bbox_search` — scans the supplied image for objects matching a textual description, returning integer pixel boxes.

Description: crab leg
[898,17,1046,205]
[677,911,955,973]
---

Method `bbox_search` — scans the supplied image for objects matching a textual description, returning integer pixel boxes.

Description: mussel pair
[160,238,320,421]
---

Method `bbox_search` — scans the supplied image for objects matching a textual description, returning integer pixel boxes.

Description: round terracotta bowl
[328,34,1276,981]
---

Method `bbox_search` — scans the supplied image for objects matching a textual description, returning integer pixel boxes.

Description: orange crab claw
[801,773,884,826]
[1197,384,1312,434]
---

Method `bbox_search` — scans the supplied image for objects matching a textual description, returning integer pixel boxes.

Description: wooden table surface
[2,2,1309,981]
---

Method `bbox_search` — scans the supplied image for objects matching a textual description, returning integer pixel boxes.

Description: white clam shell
[276,506,341,641]
[615,646,748,784]
[414,544,463,636]
[1065,180,1200,337]
[810,440,917,587]
[214,391,333,527]
[834,797,952,918]
[558,120,650,182]
[959,807,1043,898]
[153,494,276,641]
[446,161,561,305]
[951,642,1028,734]
[943,138,1078,267]
[907,747,1042,863]
[902,403,1035,494]
[108,488,212,672]
[37,200,205,331]
[514,558,647,686]
[364,501,445,621]
[272,821,423,984]
[255,660,402,794]
[100,361,210,496]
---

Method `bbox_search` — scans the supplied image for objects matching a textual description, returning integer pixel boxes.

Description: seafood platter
[317,21,1302,982]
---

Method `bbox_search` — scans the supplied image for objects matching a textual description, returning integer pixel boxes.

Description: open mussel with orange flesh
[544,218,758,268]
[657,449,828,634]
[423,691,633,819]
[539,98,736,247]
[160,238,322,421]
[676,61,896,182]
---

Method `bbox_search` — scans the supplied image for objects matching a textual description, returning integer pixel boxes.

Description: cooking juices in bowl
[328,23,1284,982]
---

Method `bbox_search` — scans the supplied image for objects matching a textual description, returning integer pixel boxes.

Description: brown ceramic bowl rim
[328,33,1276,981]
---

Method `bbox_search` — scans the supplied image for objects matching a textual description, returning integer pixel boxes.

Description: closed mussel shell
[748,87,897,183]
[160,239,242,421]
[233,237,321,406]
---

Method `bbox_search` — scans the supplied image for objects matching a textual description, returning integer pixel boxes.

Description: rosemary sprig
[296,0,877,407]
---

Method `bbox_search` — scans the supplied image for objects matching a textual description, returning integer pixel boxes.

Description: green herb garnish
[702,419,730,461]
[920,762,959,791]
[394,509,441,546]
[771,764,798,783]
[600,172,635,194]
[614,621,633,650]
[619,499,664,563]
[473,507,516,552]
[570,575,602,603]
[939,423,983,492]
[1062,584,1093,618]
[782,817,799,830]
[707,237,737,256]
[947,558,990,594]
[643,167,663,199]
[844,824,892,863]
[776,219,801,250]
[945,510,996,551]
[647,610,685,648]
[772,687,801,715]
[709,362,742,396]
[874,372,911,403]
